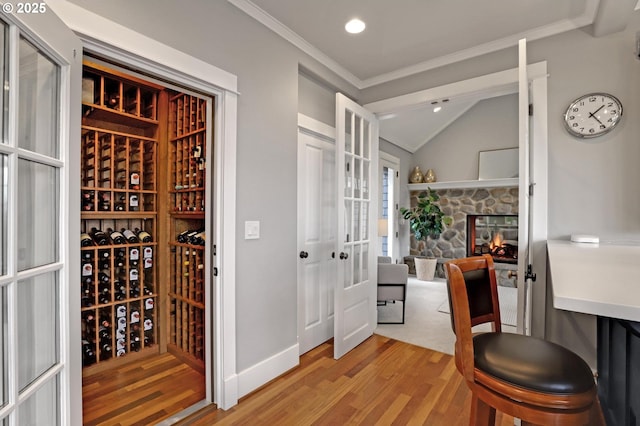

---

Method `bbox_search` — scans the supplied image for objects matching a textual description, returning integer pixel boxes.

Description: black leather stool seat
[473,332,595,394]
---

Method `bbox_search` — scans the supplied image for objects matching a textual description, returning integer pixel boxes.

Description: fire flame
[489,232,504,250]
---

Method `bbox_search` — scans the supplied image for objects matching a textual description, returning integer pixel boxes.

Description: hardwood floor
[176,334,514,425]
[82,352,205,425]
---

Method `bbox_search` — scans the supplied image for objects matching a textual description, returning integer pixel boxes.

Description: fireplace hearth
[467,214,518,264]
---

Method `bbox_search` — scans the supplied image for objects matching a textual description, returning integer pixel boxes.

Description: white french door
[334,94,378,359]
[0,9,81,426]
[517,40,548,337]
[297,115,336,355]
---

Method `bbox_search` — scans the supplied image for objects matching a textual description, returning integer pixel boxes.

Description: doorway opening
[379,152,400,263]
[79,55,212,424]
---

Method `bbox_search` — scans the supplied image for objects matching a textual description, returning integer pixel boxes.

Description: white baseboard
[237,343,299,398]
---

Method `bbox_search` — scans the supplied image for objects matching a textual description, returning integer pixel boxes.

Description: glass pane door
[0,11,80,425]
[334,93,378,359]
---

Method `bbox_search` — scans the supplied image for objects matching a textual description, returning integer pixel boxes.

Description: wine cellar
[80,59,209,409]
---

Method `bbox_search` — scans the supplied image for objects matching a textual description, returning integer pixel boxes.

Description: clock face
[564,93,622,138]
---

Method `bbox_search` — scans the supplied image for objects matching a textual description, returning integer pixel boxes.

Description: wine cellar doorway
[80,56,212,424]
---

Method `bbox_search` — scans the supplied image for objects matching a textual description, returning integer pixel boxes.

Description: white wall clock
[563,92,623,138]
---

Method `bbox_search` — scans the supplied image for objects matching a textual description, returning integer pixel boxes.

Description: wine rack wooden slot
[81,60,160,371]
[168,91,207,363]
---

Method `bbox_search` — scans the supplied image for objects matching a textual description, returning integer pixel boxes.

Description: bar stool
[444,255,604,425]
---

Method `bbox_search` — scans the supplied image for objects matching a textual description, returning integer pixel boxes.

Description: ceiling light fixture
[345,18,366,34]
[433,106,442,113]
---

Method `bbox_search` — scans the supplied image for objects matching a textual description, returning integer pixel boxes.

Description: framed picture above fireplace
[478,147,518,180]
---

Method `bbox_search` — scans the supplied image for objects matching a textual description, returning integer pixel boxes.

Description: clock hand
[589,105,604,117]
[589,112,604,126]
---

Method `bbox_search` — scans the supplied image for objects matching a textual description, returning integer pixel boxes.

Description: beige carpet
[375,277,517,355]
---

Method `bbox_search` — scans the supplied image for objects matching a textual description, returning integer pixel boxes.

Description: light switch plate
[245,221,260,240]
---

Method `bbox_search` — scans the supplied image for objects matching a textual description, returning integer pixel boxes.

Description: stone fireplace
[407,186,519,286]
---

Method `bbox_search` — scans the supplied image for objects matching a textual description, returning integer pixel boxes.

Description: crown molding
[227,0,362,88]
[230,0,599,90]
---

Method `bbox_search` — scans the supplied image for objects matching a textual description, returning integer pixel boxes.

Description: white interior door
[297,115,336,355]
[517,39,533,336]
[0,9,82,426]
[334,94,378,359]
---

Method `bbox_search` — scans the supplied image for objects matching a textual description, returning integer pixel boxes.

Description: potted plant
[400,188,452,280]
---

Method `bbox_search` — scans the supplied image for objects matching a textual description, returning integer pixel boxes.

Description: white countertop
[547,239,640,322]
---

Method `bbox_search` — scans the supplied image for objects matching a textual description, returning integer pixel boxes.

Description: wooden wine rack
[168,92,207,363]
[81,61,161,370]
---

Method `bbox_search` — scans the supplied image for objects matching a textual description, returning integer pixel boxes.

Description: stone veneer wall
[408,186,519,285]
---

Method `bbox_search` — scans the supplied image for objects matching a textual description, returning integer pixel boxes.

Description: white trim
[297,113,336,140]
[236,343,299,398]
[228,0,596,89]
[45,0,240,412]
[228,0,361,88]
[365,61,547,116]
[408,178,519,191]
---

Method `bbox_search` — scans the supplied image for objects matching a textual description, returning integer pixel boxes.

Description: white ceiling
[229,0,639,151]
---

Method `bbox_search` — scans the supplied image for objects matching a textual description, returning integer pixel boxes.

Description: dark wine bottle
[130,333,141,352]
[176,230,190,243]
[98,191,111,211]
[82,339,97,366]
[89,228,109,246]
[114,248,126,267]
[82,190,95,211]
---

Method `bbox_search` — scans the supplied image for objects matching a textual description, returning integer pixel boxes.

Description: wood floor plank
[82,352,205,425]
[176,335,516,425]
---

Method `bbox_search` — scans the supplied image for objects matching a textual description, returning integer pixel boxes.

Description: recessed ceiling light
[345,18,366,34]
[433,106,442,113]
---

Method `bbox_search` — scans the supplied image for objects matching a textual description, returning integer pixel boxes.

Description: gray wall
[68,0,359,373]
[362,16,640,367]
[411,94,519,182]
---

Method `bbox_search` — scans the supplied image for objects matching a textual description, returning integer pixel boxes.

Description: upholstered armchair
[377,256,409,324]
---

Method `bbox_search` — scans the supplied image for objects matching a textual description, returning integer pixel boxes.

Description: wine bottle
[130,172,140,190]
[114,197,126,211]
[89,228,109,246]
[130,334,141,352]
[114,248,126,267]
[98,250,110,270]
[82,190,95,211]
[99,326,111,343]
[98,191,111,211]
[107,228,126,245]
[129,281,140,298]
[129,194,139,210]
[81,232,95,247]
[176,230,191,243]
[82,340,97,366]
[101,342,113,359]
[191,231,205,246]
[144,330,154,346]
[135,228,152,243]
[121,228,139,243]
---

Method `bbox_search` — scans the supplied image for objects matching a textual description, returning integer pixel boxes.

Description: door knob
[299,251,309,259]
[339,252,349,260]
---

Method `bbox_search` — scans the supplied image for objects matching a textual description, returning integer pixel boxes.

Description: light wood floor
[82,352,205,425]
[176,334,514,425]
